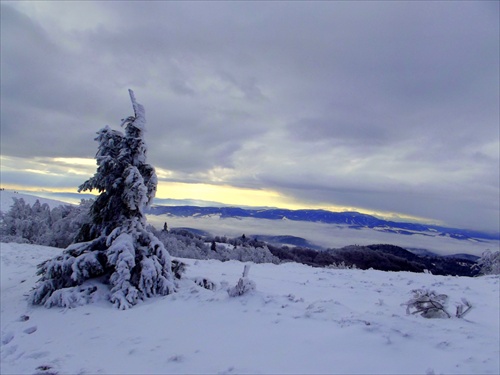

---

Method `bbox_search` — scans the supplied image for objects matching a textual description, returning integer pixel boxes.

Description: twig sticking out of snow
[242,264,250,278]
[228,264,256,297]
[456,298,473,318]
[403,289,472,319]
[404,289,451,318]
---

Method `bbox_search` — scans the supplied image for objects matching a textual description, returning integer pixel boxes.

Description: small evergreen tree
[30,90,175,309]
[0,198,50,244]
[0,197,33,240]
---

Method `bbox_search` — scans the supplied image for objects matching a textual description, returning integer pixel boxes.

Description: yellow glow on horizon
[0,155,96,177]
[0,184,93,195]
[155,182,286,208]
[1,180,440,226]
[156,181,440,224]
[23,169,51,175]
[51,157,96,166]
[156,181,358,214]
[155,168,174,179]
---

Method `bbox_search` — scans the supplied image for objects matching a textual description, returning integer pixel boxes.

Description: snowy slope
[1,243,499,375]
[0,190,70,213]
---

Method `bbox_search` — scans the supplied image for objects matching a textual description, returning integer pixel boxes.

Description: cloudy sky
[1,1,499,232]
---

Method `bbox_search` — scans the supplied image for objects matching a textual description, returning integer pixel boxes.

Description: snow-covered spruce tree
[30,90,175,309]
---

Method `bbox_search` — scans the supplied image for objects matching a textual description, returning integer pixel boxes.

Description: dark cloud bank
[1,1,498,232]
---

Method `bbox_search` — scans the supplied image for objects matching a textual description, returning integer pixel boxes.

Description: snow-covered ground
[1,243,498,374]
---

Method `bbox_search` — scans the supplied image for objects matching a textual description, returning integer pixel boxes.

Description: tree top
[127,89,146,131]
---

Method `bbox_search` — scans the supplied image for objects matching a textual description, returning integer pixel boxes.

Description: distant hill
[250,235,323,250]
[261,242,478,277]
[0,190,485,276]
[0,190,71,213]
[147,205,499,241]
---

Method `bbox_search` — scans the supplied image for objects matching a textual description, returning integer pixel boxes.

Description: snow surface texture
[1,243,499,375]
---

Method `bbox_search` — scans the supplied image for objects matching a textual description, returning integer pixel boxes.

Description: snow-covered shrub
[0,198,49,244]
[171,259,187,279]
[152,227,280,264]
[474,250,500,276]
[326,261,358,270]
[0,198,92,248]
[212,242,280,264]
[30,90,175,309]
[194,277,217,290]
[153,228,210,259]
[50,200,92,248]
[228,264,256,297]
[403,289,451,318]
[403,289,472,319]
[0,234,30,244]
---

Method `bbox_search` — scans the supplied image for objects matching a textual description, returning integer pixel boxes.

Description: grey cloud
[287,114,391,148]
[1,5,134,159]
[0,170,82,190]
[169,79,196,97]
[1,1,498,232]
[257,172,500,233]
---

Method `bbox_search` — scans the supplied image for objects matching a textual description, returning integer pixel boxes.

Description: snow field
[1,243,499,374]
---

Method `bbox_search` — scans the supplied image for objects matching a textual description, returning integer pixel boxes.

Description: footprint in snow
[168,354,184,363]
[218,366,236,374]
[23,326,37,334]
[26,351,50,359]
[1,332,15,345]
[34,364,58,375]
[1,344,18,357]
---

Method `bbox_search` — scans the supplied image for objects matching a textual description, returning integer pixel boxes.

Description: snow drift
[1,243,498,374]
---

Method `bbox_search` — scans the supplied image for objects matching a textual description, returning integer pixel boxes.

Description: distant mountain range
[147,205,500,242]
[7,191,497,243]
